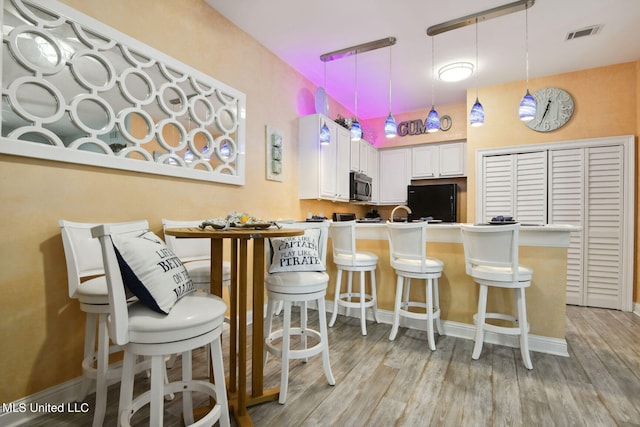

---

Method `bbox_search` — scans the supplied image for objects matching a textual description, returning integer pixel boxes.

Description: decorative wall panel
[1,0,246,184]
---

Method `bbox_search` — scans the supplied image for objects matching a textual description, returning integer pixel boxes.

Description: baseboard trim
[633,302,640,318]
[324,301,569,357]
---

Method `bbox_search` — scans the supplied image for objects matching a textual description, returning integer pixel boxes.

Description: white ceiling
[205,0,640,120]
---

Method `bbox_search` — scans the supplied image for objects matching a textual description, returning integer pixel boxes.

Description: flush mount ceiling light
[439,62,473,82]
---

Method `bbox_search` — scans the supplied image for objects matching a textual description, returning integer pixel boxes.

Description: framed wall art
[266,125,283,182]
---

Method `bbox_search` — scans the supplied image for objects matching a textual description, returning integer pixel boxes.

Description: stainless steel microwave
[350,171,372,202]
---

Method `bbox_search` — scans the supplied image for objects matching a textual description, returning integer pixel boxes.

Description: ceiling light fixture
[518,2,536,121]
[384,44,397,138]
[426,36,440,133]
[469,18,485,127]
[351,52,362,141]
[439,62,473,82]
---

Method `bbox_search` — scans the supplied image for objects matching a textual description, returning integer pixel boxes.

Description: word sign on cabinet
[299,114,351,201]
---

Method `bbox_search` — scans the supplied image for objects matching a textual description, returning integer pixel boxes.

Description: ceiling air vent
[566,25,601,40]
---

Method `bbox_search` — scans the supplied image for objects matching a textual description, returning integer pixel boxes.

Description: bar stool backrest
[386,221,429,271]
[162,219,210,263]
[329,221,357,265]
[459,223,520,283]
[91,221,150,346]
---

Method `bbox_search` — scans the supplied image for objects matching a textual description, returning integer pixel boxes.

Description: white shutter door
[482,155,514,222]
[584,145,623,309]
[514,151,547,224]
[549,148,584,306]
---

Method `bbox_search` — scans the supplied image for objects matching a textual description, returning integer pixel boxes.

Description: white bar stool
[386,221,444,350]
[92,222,230,426]
[263,221,335,404]
[460,223,533,370]
[328,220,379,335]
[59,220,153,427]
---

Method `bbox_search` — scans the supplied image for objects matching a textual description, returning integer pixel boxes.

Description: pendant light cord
[354,53,358,118]
[524,4,530,89]
[475,17,479,99]
[388,46,392,114]
[431,37,436,107]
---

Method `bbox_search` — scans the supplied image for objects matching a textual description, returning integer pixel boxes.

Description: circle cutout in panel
[156,118,187,152]
[119,69,155,105]
[189,95,215,126]
[8,77,65,123]
[69,94,115,135]
[215,137,236,162]
[117,108,155,145]
[158,83,188,116]
[69,51,116,91]
[7,26,66,74]
[188,128,214,158]
[215,106,238,134]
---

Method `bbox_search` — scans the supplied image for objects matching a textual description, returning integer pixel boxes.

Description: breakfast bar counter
[324,222,579,356]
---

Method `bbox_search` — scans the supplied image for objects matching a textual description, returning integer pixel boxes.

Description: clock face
[525,87,575,132]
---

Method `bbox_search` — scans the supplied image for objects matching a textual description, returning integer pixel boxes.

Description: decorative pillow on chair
[268,228,326,273]
[111,231,195,314]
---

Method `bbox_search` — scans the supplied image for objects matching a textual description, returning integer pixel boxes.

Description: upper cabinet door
[439,142,466,177]
[412,145,439,178]
[378,148,411,204]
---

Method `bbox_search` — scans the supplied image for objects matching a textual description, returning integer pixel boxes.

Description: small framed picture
[266,126,283,181]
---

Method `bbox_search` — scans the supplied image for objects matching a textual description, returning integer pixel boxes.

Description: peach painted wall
[0,0,356,403]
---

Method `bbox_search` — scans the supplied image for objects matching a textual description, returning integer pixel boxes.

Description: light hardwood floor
[23,305,640,426]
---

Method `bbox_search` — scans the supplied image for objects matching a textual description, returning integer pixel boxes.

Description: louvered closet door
[549,149,584,305]
[482,152,547,223]
[549,145,624,309]
[584,146,624,308]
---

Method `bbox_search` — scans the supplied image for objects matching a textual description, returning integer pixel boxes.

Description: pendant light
[384,44,397,138]
[351,52,362,141]
[469,17,485,127]
[319,61,331,145]
[426,36,440,133]
[518,3,536,121]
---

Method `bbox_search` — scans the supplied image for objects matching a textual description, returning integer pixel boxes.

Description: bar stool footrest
[473,312,529,336]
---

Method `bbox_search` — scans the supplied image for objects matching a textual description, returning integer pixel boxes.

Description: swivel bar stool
[460,223,533,369]
[328,220,379,335]
[386,221,443,351]
[59,219,151,427]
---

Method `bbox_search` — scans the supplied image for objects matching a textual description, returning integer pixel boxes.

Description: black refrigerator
[407,184,457,222]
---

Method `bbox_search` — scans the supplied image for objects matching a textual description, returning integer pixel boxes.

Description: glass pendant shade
[426,107,440,133]
[351,119,362,141]
[319,122,331,145]
[519,89,536,121]
[384,113,397,138]
[470,98,485,127]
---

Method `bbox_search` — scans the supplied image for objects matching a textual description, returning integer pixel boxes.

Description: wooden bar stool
[460,223,533,370]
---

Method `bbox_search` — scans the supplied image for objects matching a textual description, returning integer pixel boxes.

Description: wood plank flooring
[22,305,640,426]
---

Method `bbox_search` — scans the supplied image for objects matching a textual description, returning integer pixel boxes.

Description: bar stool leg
[93,315,109,427]
[389,275,404,341]
[345,271,353,318]
[264,298,275,368]
[317,298,335,386]
[329,269,343,327]
[433,278,442,335]
[472,285,489,360]
[359,270,367,336]
[370,269,380,324]
[301,301,308,363]
[426,278,436,351]
[517,288,533,369]
[182,350,194,426]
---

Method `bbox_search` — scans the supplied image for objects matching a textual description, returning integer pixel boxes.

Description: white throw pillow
[268,228,326,273]
[111,231,195,314]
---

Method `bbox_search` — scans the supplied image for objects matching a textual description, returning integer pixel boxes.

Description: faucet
[390,205,412,222]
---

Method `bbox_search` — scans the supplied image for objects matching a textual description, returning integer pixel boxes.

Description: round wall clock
[525,87,575,132]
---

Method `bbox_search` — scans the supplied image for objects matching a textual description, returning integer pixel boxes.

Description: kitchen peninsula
[324,222,579,356]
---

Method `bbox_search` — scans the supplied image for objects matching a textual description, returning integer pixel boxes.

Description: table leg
[237,239,248,417]
[251,239,265,397]
[230,240,238,394]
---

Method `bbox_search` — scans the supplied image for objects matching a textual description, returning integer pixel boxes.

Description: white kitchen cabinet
[411,141,466,179]
[378,147,411,204]
[298,114,351,201]
[367,143,379,204]
[350,138,375,176]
